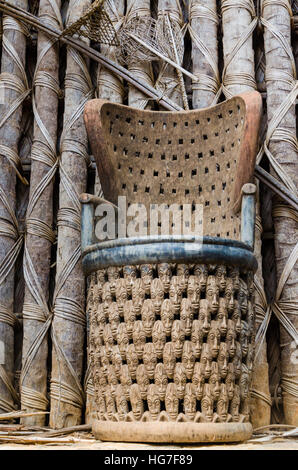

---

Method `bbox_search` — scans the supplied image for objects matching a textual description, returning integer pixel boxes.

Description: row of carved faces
[88,264,255,424]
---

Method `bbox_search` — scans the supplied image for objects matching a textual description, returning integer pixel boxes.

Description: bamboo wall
[0,0,297,429]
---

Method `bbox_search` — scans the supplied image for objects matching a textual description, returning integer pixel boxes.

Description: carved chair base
[92,420,253,443]
[88,252,256,444]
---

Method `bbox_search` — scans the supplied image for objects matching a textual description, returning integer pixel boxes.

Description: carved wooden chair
[81,91,261,274]
[81,92,263,444]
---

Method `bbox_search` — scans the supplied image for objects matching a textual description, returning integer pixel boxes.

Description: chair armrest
[240,184,257,250]
[80,193,118,252]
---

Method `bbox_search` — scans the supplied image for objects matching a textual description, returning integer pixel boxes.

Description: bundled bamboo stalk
[262,0,298,426]
[221,0,271,428]
[157,0,185,108]
[188,0,219,108]
[84,0,126,422]
[49,0,93,429]
[127,0,154,109]
[0,0,28,414]
[20,0,62,426]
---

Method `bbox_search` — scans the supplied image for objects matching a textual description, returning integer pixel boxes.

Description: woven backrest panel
[100,97,246,240]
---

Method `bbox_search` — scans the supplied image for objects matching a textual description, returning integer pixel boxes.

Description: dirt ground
[0,434,297,450]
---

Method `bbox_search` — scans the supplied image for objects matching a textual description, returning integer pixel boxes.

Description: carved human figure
[232,342,242,379]
[174,363,187,399]
[201,383,214,422]
[226,319,237,358]
[163,342,176,379]
[108,303,120,340]
[123,265,137,295]
[96,269,106,298]
[247,300,255,337]
[115,384,128,421]
[183,383,197,421]
[96,303,106,332]
[218,342,229,379]
[102,282,113,313]
[115,278,127,316]
[198,299,211,336]
[200,343,212,379]
[171,320,185,358]
[209,362,221,400]
[176,264,189,292]
[238,279,248,316]
[107,365,119,398]
[136,364,150,400]
[154,363,168,401]
[192,362,205,400]
[240,320,249,357]
[152,320,166,359]
[230,267,240,291]
[240,367,250,422]
[143,342,157,379]
[150,278,164,314]
[103,323,114,359]
[246,343,255,372]
[239,364,250,401]
[120,364,132,401]
[132,320,146,359]
[216,383,230,422]
[193,264,208,292]
[96,387,106,419]
[132,278,145,315]
[97,367,107,392]
[111,345,122,379]
[182,341,195,379]
[187,275,201,312]
[130,383,144,421]
[123,300,136,339]
[229,384,241,422]
[180,298,194,336]
[126,343,139,380]
[232,301,242,335]
[215,265,227,292]
[165,383,179,422]
[207,320,221,359]
[216,298,228,337]
[160,299,174,336]
[147,384,161,421]
[140,264,154,295]
[226,363,235,400]
[107,266,121,296]
[157,263,172,292]
[93,283,101,305]
[99,346,110,377]
[169,276,183,313]
[105,385,116,420]
[117,323,129,360]
[191,319,204,358]
[141,299,155,337]
[225,278,235,313]
[206,276,220,314]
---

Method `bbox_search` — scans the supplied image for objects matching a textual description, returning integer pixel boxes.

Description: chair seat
[82,235,257,275]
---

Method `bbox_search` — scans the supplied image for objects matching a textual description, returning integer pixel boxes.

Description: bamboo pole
[221,0,271,428]
[127,0,154,110]
[84,0,125,423]
[157,0,185,108]
[0,0,28,414]
[189,0,219,108]
[20,0,62,426]
[49,0,93,429]
[262,0,298,426]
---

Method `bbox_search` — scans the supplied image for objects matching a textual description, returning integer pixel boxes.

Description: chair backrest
[84,92,262,240]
